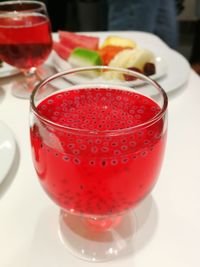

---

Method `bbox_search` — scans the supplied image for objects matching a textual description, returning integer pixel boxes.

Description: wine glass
[30,66,168,262]
[0,0,52,99]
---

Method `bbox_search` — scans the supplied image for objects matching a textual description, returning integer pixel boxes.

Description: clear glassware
[30,66,168,262]
[0,0,52,99]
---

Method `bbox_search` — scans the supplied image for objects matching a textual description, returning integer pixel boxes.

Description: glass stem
[21,67,38,91]
[22,67,37,77]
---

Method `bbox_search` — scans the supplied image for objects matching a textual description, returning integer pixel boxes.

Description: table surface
[0,32,200,267]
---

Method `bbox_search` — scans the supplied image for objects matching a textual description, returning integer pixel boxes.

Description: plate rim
[156,47,190,93]
[0,121,16,184]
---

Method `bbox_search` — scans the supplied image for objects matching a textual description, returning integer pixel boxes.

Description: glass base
[11,65,55,99]
[58,210,137,262]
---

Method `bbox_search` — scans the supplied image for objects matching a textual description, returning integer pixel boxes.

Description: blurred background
[177,0,200,65]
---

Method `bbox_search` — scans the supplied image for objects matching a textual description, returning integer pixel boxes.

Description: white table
[0,32,200,267]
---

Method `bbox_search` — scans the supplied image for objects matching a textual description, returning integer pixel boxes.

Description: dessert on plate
[53,32,156,78]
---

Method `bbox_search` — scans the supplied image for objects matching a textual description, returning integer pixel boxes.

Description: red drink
[30,88,166,216]
[0,14,52,69]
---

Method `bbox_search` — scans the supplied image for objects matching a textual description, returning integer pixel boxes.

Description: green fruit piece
[68,48,102,67]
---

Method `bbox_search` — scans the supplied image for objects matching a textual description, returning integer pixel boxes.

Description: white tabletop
[0,32,200,267]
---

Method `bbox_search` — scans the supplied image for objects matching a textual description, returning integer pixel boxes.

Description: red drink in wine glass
[30,67,168,261]
[0,14,52,69]
[0,1,52,99]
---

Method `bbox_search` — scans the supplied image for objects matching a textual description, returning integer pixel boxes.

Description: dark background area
[45,0,108,32]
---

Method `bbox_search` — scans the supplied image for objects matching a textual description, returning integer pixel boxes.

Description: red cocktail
[0,1,52,99]
[0,14,52,69]
[30,67,168,261]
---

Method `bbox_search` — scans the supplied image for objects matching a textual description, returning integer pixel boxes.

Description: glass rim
[30,66,168,135]
[0,0,46,13]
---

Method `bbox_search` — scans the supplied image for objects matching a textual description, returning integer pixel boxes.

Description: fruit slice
[109,47,155,70]
[99,45,127,65]
[59,31,99,51]
[101,36,137,49]
[68,48,102,77]
[143,63,156,76]
[53,41,72,60]
[68,48,102,67]
[104,47,155,80]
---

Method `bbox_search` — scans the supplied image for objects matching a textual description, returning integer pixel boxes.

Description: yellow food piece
[104,47,155,80]
[101,36,137,49]
[109,47,155,70]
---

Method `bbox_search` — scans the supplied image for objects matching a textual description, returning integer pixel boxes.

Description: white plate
[52,48,190,94]
[157,48,190,93]
[51,47,190,95]
[51,32,190,94]
[0,121,16,184]
[0,62,20,78]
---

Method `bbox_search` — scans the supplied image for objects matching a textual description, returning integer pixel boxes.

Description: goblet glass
[30,66,168,261]
[0,0,52,99]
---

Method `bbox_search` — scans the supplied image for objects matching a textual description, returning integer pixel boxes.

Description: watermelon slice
[59,31,99,51]
[53,41,72,60]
